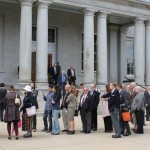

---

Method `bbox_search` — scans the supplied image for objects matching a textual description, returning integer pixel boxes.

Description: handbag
[15,94,20,106]
[122,111,130,122]
[26,105,36,117]
[74,100,78,117]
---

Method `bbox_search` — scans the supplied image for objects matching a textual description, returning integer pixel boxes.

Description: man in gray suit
[131,86,145,134]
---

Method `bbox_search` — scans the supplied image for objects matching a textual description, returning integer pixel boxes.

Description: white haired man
[131,86,145,134]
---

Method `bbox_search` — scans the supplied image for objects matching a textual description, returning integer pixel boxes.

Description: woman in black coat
[20,85,35,138]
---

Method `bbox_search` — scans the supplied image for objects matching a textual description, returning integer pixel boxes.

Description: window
[32,26,56,43]
[81,34,97,71]
[126,39,134,75]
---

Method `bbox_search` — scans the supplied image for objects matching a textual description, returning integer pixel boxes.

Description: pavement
[0,115,150,150]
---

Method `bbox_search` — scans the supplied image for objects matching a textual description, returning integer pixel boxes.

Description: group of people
[41,83,100,135]
[0,80,150,140]
[48,62,76,87]
[0,82,38,140]
[101,82,149,138]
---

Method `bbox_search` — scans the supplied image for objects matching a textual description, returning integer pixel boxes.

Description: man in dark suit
[78,87,92,134]
[144,86,150,121]
[117,84,131,136]
[89,84,100,131]
[49,64,58,85]
[67,65,76,86]
[102,83,121,138]
[0,83,7,122]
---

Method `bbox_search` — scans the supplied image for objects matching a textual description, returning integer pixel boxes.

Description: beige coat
[66,94,76,108]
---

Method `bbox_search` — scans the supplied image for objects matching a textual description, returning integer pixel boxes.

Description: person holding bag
[65,85,77,135]
[20,85,35,138]
[4,85,21,140]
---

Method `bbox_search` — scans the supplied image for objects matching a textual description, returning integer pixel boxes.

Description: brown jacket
[4,92,21,122]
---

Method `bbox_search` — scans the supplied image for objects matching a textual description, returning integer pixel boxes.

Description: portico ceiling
[1,0,150,25]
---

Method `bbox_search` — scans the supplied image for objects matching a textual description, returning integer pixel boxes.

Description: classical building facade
[0,0,150,88]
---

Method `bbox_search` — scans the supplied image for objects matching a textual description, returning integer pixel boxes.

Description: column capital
[19,0,35,6]
[83,8,96,16]
[37,0,51,9]
[97,11,110,18]
[135,17,145,24]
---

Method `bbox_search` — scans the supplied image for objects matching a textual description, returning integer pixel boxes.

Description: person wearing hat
[20,85,35,138]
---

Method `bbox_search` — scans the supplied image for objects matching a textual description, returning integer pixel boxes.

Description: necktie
[81,96,85,107]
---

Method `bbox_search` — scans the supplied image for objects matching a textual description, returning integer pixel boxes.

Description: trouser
[62,107,69,130]
[0,104,4,121]
[32,115,37,129]
[80,108,91,132]
[91,108,97,130]
[135,110,144,133]
[110,109,121,135]
[132,112,137,129]
[103,116,113,132]
[146,107,150,120]
[52,110,60,134]
[43,109,52,131]
[120,112,131,133]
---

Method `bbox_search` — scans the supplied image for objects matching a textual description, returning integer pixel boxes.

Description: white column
[84,9,95,86]
[120,27,128,82]
[0,15,4,72]
[134,18,145,85]
[145,20,150,85]
[36,1,49,85]
[19,0,33,83]
[97,11,108,85]
[108,25,119,83]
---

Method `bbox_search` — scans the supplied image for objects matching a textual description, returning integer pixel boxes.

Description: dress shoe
[146,118,150,121]
[80,130,86,133]
[8,136,11,140]
[112,134,121,138]
[46,130,51,133]
[23,132,32,138]
[41,129,48,132]
[52,133,60,135]
[84,131,91,134]
[62,129,68,132]
[134,131,143,134]
[93,129,97,131]
[32,129,36,132]
[123,132,131,136]
[67,130,75,135]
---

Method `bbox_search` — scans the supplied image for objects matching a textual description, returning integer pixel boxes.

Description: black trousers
[103,116,113,132]
[0,104,4,121]
[80,108,91,132]
[135,110,144,133]
[32,115,37,129]
[146,107,150,120]
[91,108,97,130]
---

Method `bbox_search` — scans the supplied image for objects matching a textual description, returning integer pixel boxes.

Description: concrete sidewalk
[0,115,150,150]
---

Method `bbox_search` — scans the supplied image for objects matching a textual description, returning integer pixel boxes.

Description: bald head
[65,84,70,92]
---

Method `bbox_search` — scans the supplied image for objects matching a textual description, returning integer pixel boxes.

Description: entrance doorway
[31,52,53,82]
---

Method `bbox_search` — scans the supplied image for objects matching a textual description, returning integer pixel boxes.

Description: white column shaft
[36,2,49,83]
[97,12,107,84]
[145,20,150,85]
[84,9,95,85]
[134,18,145,84]
[19,0,33,82]
[120,28,128,82]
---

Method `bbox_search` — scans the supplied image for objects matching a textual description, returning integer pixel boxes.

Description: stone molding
[37,1,50,9]
[120,27,128,34]
[108,24,120,31]
[97,11,109,19]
